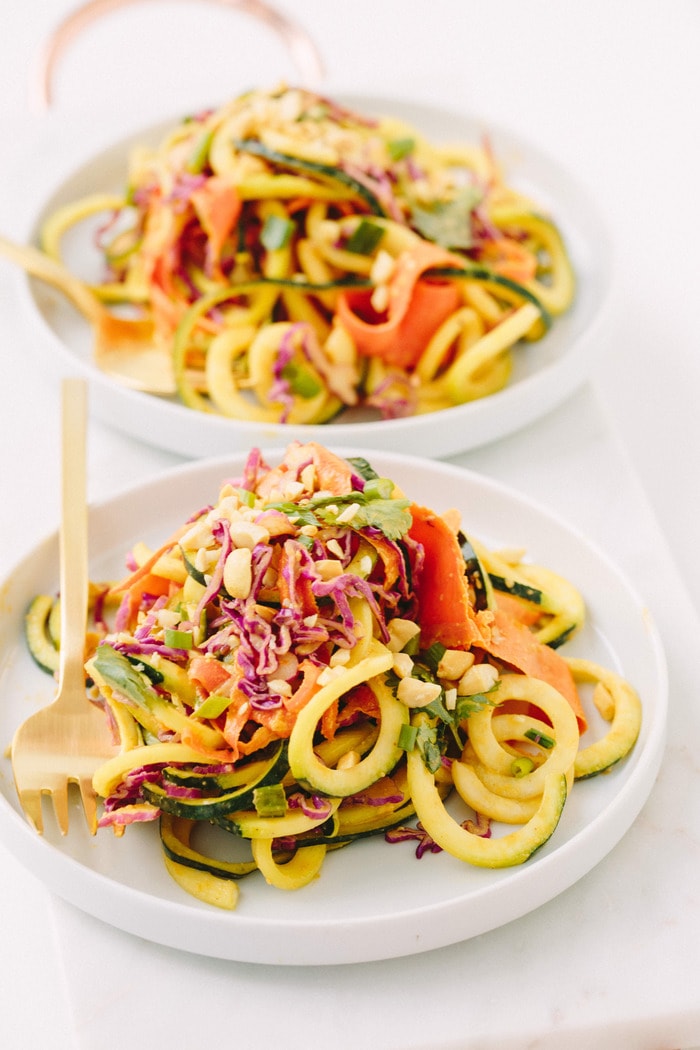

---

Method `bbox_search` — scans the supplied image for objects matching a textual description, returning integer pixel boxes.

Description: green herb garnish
[253,783,288,818]
[164,627,194,650]
[261,213,294,251]
[388,137,415,161]
[344,219,384,255]
[525,728,556,749]
[194,693,233,720]
[281,361,322,398]
[398,723,418,752]
[410,186,483,250]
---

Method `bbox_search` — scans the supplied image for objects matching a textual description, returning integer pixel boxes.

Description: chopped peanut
[300,464,316,491]
[392,652,414,679]
[337,749,361,771]
[397,677,442,708]
[386,618,421,653]
[229,521,270,549]
[315,559,343,580]
[223,547,253,599]
[457,663,499,696]
[336,502,361,525]
[437,649,475,681]
[267,678,293,697]
[316,664,347,687]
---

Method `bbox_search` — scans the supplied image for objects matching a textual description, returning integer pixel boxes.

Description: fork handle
[58,378,89,704]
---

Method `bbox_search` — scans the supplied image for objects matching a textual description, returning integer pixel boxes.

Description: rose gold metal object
[11,378,118,835]
[32,0,325,110]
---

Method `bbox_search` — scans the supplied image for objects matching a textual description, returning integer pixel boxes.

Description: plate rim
[0,447,668,965]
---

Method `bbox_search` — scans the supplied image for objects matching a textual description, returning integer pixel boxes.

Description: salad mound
[27,442,641,908]
[40,84,575,422]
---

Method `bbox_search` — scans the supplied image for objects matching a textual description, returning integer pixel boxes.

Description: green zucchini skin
[159,813,257,879]
[426,265,552,329]
[488,573,544,606]
[180,547,208,587]
[233,138,388,216]
[24,595,60,675]
[458,533,493,612]
[143,741,289,819]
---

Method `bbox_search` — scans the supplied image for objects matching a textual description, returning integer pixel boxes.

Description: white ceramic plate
[16,95,612,459]
[0,450,666,965]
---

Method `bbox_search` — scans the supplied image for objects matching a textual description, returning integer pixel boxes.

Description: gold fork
[0,235,175,395]
[12,377,117,835]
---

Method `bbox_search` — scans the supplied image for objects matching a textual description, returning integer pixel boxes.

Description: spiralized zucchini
[26,442,641,908]
[40,84,576,422]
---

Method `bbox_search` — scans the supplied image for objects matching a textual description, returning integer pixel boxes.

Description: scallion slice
[388,137,415,161]
[524,728,556,749]
[398,723,418,752]
[253,783,288,818]
[261,214,294,251]
[164,627,194,649]
[511,756,535,778]
[193,693,232,720]
[282,361,322,398]
[344,219,384,256]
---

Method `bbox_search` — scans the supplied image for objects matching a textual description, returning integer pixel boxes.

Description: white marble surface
[1,2,699,1047]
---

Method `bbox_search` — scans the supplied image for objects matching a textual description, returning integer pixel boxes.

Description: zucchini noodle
[40,84,576,422]
[25,442,641,908]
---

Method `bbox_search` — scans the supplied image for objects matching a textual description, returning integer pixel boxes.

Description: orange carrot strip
[283,660,324,714]
[336,242,463,369]
[189,655,235,696]
[109,524,192,596]
[493,590,542,628]
[190,176,242,275]
[408,503,484,650]
[476,608,587,733]
[409,504,586,729]
[479,236,538,283]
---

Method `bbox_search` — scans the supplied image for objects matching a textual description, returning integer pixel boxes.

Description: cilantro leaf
[410,186,483,250]
[454,692,494,720]
[346,456,380,481]
[419,642,446,675]
[349,498,412,541]
[266,501,320,528]
[415,720,442,774]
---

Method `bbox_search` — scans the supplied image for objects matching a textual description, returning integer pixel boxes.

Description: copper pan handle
[33,0,325,110]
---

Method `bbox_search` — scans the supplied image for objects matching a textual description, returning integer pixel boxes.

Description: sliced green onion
[511,756,535,778]
[282,361,322,398]
[186,128,215,173]
[237,487,255,508]
[398,723,418,752]
[193,693,232,720]
[253,783,288,818]
[524,728,556,749]
[388,137,415,161]
[261,214,294,251]
[164,627,194,650]
[344,219,384,256]
[402,633,421,657]
[362,476,395,500]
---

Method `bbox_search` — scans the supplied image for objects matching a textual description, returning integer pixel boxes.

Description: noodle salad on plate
[26,442,641,910]
[38,83,576,422]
